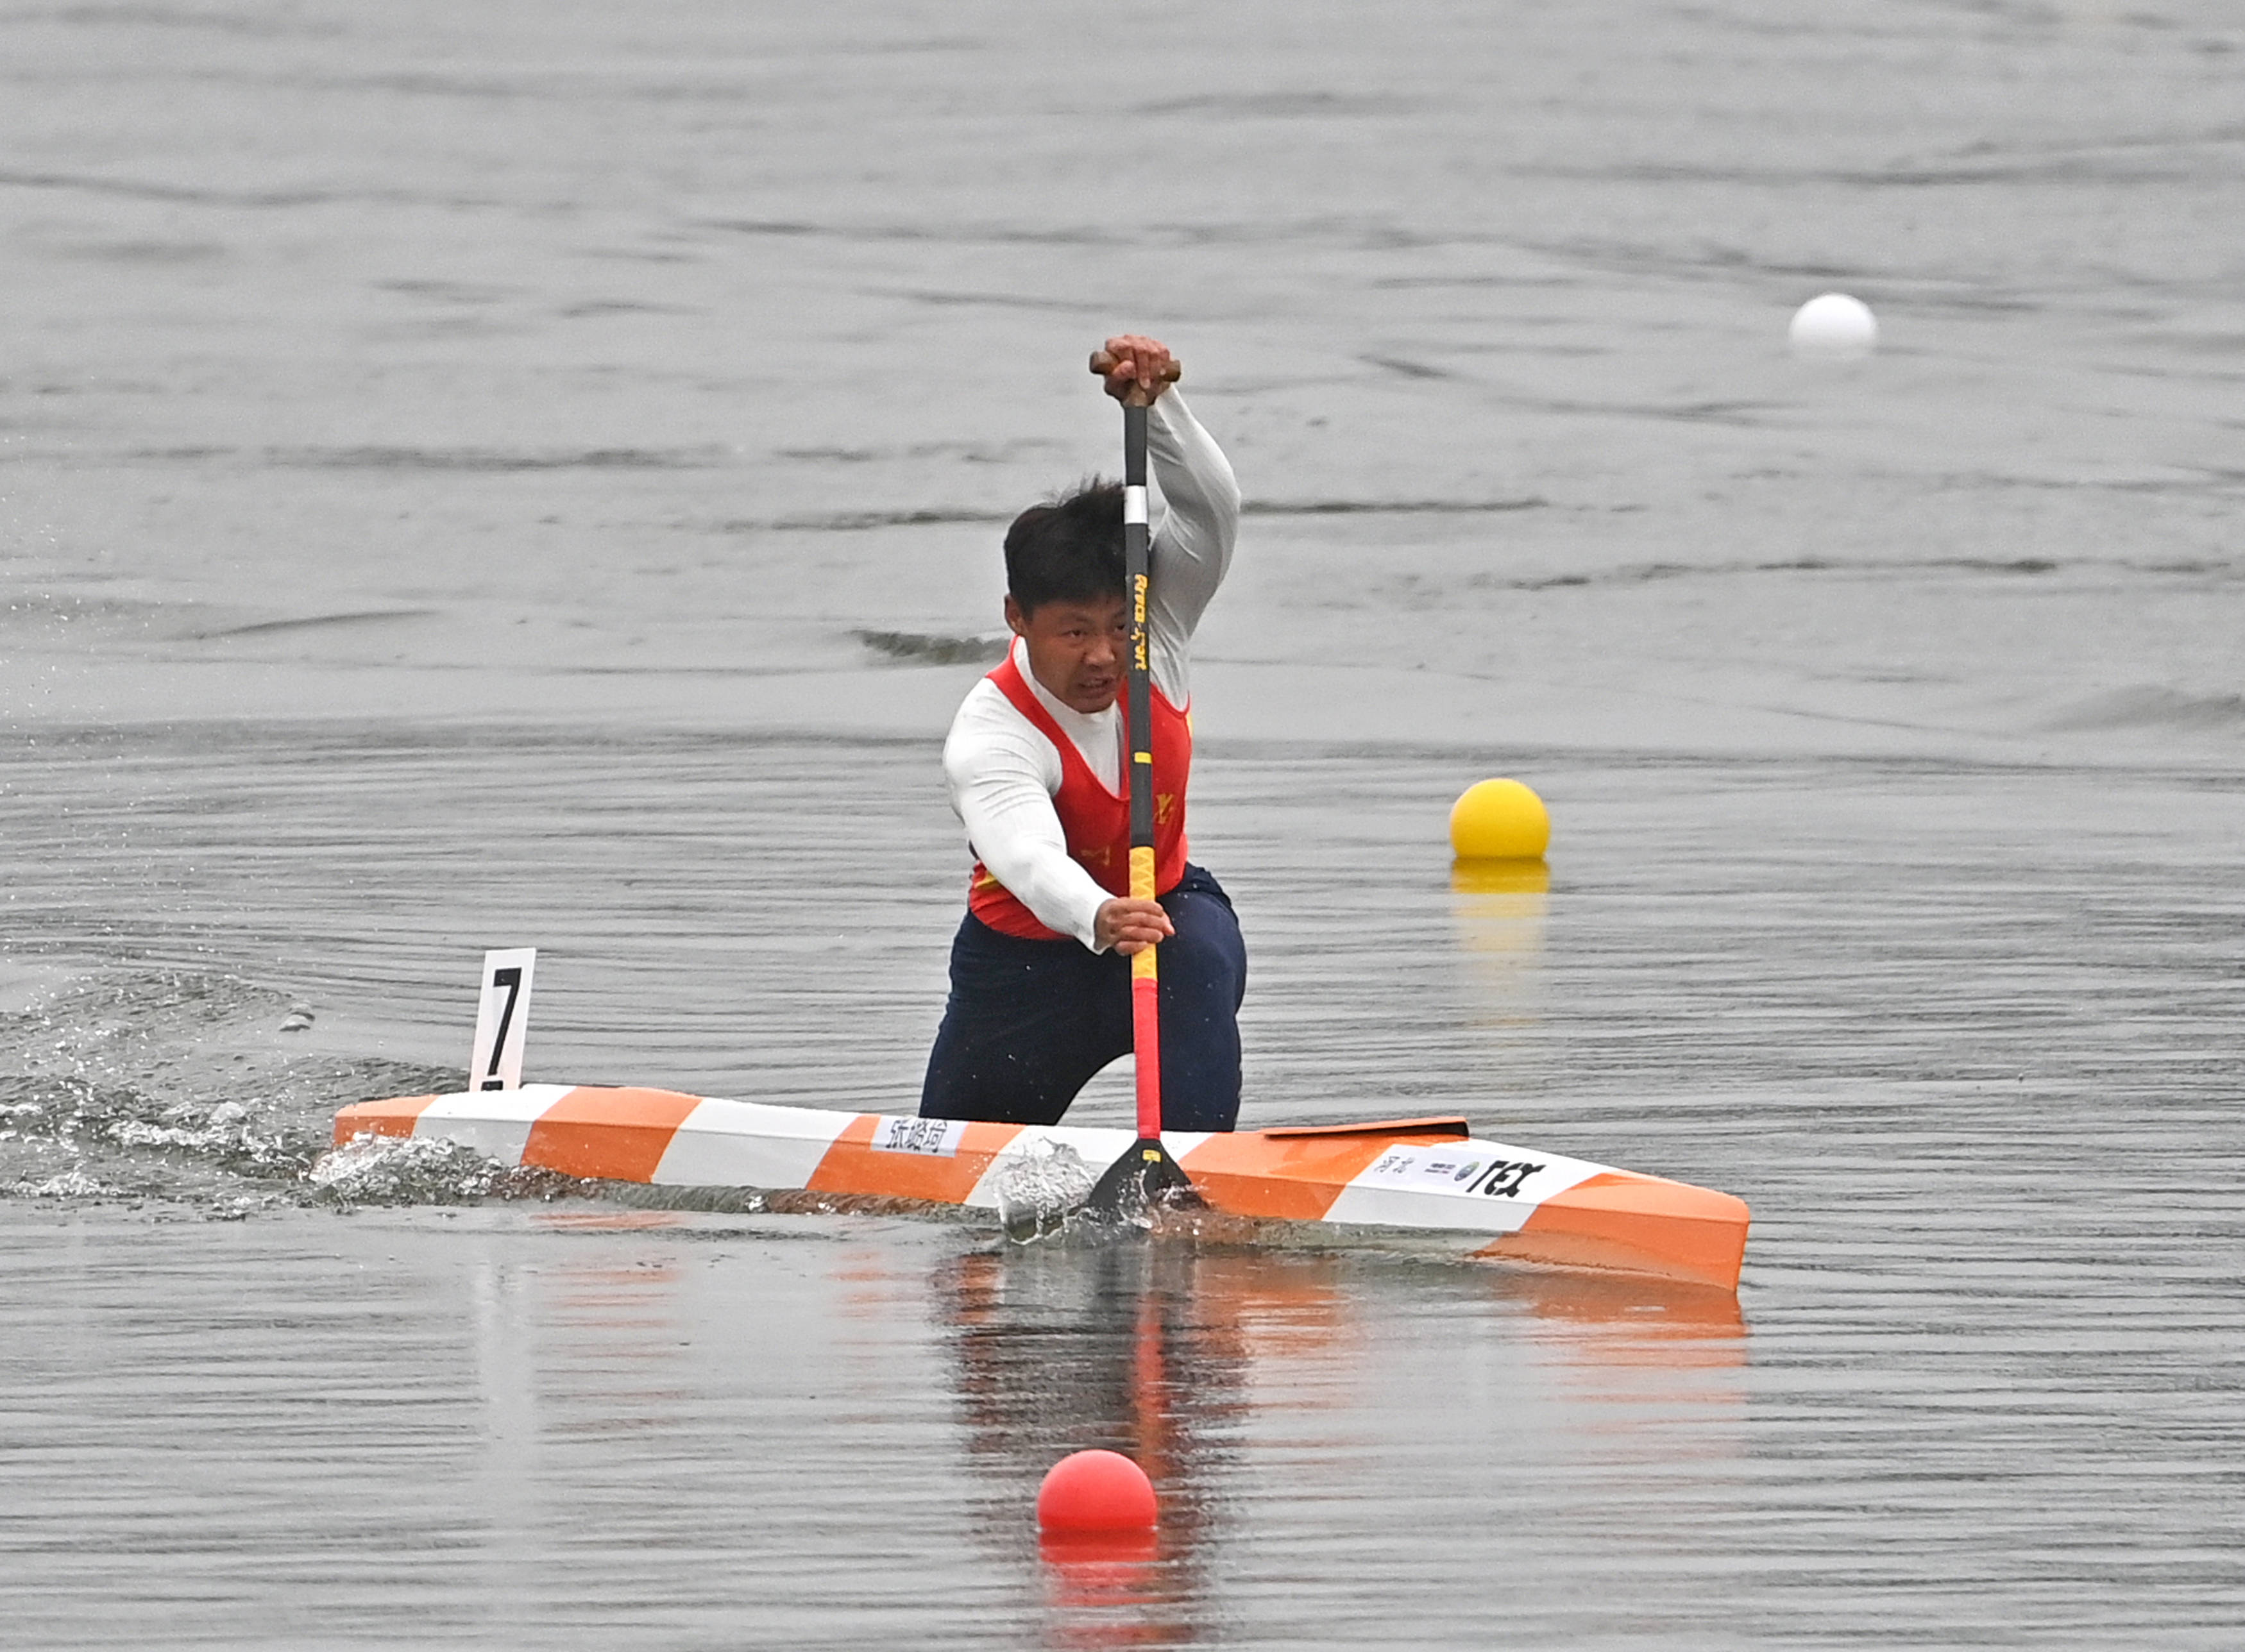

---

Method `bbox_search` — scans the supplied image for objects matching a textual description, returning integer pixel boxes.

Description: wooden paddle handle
[1089,350,1183,383]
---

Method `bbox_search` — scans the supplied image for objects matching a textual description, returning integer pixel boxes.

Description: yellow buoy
[1448,778,1550,861]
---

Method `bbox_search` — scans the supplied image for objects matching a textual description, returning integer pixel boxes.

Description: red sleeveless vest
[967,653,1192,940]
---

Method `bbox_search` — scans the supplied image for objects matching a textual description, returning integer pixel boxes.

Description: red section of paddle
[1131,971,1162,1137]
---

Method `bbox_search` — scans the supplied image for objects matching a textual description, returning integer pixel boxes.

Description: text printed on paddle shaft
[870,1117,967,1157]
[1366,1149,1546,1199]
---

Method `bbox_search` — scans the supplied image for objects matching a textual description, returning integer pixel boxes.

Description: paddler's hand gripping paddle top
[1085,347,1199,1215]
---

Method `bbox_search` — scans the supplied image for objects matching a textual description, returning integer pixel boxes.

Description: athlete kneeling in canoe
[920,335,1244,1132]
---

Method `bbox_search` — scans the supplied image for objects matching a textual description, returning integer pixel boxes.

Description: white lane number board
[470,948,536,1093]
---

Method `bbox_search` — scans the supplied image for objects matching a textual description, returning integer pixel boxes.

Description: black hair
[1003,478,1125,615]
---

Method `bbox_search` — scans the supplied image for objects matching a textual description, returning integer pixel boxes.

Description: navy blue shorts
[919,864,1246,1132]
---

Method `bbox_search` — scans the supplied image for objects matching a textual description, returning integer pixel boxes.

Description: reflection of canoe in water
[334,1086,1750,1292]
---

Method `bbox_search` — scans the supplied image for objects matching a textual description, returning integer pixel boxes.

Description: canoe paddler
[919,334,1246,1131]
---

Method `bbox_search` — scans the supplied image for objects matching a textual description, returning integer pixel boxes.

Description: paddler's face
[1006,591,1131,715]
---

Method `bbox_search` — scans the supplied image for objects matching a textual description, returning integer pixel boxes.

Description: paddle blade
[1084,1136,1200,1218]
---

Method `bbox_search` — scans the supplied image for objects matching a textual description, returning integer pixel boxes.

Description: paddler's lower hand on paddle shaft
[1095,896,1174,956]
[1097,334,1177,408]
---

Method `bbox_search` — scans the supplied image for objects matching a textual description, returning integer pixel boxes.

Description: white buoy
[1788,293,1878,360]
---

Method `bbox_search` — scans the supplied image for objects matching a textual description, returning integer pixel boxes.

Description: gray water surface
[4,729,2239,1646]
[4,1,2242,1646]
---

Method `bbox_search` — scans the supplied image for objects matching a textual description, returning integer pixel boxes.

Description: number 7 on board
[469,948,537,1092]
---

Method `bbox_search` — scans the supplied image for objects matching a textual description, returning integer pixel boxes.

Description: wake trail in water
[0,966,574,1215]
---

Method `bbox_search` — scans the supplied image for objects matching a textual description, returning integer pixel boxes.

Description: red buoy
[1036,1449,1158,1533]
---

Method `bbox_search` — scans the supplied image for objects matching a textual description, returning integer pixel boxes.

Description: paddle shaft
[1086,347,1192,1192]
[1121,401,1161,1139]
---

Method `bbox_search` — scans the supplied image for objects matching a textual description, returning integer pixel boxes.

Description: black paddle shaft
[1124,403,1155,854]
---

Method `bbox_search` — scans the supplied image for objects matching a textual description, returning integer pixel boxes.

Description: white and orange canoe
[332,1086,1750,1291]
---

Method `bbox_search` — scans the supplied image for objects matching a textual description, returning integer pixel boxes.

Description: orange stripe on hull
[521,1087,702,1182]
[1179,1126,1461,1221]
[807,1116,1024,1202]
[1479,1172,1750,1292]
[332,1094,438,1144]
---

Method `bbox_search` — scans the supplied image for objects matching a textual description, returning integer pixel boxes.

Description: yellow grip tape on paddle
[1129,845,1159,980]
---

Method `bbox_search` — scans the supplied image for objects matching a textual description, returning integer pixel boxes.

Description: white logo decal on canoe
[1364,1147,1546,1199]
[870,1116,967,1157]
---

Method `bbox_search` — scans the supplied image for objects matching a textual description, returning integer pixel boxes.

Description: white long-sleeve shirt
[944,391,1240,950]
